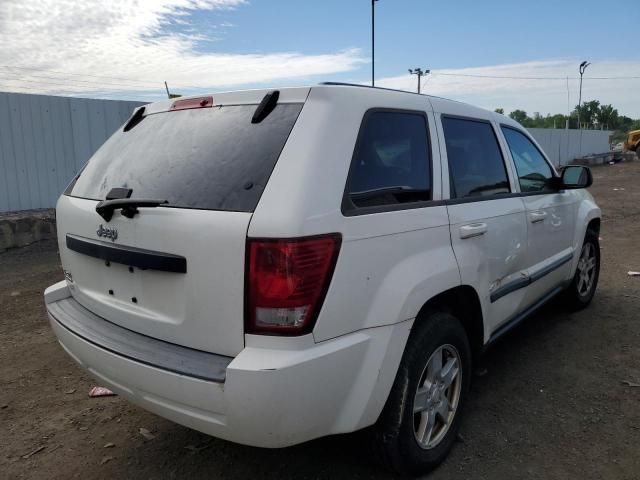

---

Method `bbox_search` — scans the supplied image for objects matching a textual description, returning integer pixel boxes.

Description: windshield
[69,103,303,212]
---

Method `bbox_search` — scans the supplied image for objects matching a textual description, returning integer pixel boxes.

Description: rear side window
[345,110,431,210]
[501,127,554,193]
[442,117,510,199]
[69,103,303,212]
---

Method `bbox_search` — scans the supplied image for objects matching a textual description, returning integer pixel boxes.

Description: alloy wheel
[576,242,597,297]
[413,344,462,449]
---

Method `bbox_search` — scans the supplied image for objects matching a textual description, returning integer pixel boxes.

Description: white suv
[45,84,601,474]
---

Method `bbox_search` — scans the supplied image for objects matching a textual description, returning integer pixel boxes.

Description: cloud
[374,59,640,118]
[0,0,365,96]
[1,2,637,118]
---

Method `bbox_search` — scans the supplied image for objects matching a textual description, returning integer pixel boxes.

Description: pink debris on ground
[88,386,116,398]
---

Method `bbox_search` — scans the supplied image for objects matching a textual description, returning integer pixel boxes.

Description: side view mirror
[560,165,593,189]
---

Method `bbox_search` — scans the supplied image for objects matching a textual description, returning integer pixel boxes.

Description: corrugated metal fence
[0,91,615,212]
[527,128,613,167]
[0,92,143,212]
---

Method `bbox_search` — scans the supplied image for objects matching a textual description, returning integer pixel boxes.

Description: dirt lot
[1,161,639,480]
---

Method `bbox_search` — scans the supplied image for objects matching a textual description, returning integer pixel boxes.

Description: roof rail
[319,82,475,109]
[319,82,425,96]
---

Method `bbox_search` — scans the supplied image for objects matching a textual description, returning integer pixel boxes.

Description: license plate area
[67,250,187,327]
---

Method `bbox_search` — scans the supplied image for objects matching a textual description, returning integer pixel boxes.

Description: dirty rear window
[68,103,303,212]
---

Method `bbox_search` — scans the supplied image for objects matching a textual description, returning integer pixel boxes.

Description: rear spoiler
[140,87,310,116]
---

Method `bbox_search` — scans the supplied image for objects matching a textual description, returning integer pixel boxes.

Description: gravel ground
[1,160,639,479]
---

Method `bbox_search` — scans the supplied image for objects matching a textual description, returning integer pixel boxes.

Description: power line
[0,79,157,99]
[0,68,163,90]
[0,71,171,92]
[1,66,638,101]
[0,77,211,98]
[0,64,200,89]
[0,84,150,101]
[431,72,640,80]
[583,76,640,80]
[0,76,155,92]
[0,74,158,92]
[0,84,75,94]
[2,63,638,90]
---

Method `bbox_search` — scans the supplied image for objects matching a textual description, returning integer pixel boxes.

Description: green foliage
[509,109,528,124]
[573,100,600,128]
[597,104,618,129]
[504,100,637,137]
[611,116,640,142]
[507,109,568,128]
[494,108,504,114]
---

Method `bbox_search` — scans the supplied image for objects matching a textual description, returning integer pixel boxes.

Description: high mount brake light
[245,234,341,335]
[169,96,214,111]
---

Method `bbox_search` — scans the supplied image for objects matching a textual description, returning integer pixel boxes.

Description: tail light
[245,234,341,335]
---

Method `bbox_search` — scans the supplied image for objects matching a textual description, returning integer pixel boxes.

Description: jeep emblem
[97,224,118,241]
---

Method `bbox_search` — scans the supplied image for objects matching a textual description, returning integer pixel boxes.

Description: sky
[0,0,639,117]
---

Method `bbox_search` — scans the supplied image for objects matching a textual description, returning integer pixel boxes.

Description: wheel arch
[362,285,484,431]
[571,196,601,276]
[413,285,485,361]
[587,217,600,235]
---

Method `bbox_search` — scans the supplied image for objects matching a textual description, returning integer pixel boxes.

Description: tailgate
[57,90,306,356]
[57,196,250,357]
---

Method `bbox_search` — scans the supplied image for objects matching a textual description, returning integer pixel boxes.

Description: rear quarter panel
[250,87,462,342]
[316,206,460,341]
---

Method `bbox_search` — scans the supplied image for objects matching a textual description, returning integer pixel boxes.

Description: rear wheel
[561,229,600,310]
[371,311,471,475]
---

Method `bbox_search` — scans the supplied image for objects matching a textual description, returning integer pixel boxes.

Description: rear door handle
[529,211,547,223]
[459,222,488,239]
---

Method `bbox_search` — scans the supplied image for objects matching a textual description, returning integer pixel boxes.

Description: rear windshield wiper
[350,186,430,205]
[96,198,168,222]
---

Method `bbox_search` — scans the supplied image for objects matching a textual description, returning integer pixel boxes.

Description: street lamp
[371,0,379,86]
[408,68,430,94]
[578,60,590,157]
[577,60,590,129]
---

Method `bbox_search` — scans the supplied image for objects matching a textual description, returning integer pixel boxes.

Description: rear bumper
[45,281,412,448]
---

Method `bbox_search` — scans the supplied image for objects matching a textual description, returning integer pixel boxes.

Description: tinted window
[442,117,510,198]
[501,127,554,192]
[69,104,303,212]
[346,111,431,209]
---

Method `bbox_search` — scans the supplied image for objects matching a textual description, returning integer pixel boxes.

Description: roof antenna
[164,81,181,99]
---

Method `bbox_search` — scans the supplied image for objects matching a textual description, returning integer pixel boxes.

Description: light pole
[578,60,590,157]
[577,60,590,129]
[371,0,379,86]
[408,68,430,94]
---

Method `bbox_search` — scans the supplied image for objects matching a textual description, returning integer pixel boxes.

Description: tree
[492,100,638,144]
[597,104,618,130]
[509,109,528,124]
[618,116,640,132]
[573,100,600,128]
[610,115,640,142]
[548,114,568,129]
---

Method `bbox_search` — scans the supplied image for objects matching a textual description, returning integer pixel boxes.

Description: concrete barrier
[0,209,56,252]
[572,151,637,167]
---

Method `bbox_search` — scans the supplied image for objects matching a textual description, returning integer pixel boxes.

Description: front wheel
[561,229,600,310]
[371,311,471,475]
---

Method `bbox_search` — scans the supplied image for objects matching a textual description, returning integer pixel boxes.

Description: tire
[562,229,600,310]
[371,311,472,475]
